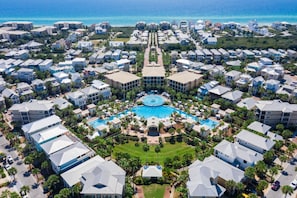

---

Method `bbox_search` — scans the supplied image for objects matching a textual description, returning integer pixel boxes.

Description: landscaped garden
[143,184,169,198]
[112,141,195,165]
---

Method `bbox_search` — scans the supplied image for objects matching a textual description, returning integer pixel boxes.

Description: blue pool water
[89,105,219,129]
[142,95,164,106]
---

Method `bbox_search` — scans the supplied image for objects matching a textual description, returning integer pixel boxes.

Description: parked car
[271,180,280,191]
[4,164,11,170]
[282,170,288,176]
[7,155,13,164]
[290,179,297,190]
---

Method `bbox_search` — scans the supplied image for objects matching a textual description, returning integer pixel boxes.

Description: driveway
[0,134,46,198]
[266,153,297,198]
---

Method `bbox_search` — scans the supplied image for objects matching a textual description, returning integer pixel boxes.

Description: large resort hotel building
[142,65,166,88]
[105,70,141,91]
[167,70,203,92]
[255,99,297,127]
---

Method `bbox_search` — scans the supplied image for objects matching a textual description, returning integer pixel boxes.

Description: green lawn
[112,141,195,165]
[143,184,168,198]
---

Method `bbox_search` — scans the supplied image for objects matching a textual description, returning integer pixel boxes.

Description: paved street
[0,134,46,198]
[266,154,297,198]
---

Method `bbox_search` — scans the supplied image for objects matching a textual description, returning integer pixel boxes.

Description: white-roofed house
[66,91,87,109]
[235,130,275,154]
[142,165,162,179]
[225,70,241,87]
[2,88,20,104]
[187,155,244,198]
[49,141,94,173]
[214,140,263,170]
[247,121,283,141]
[209,85,231,99]
[30,124,69,150]
[221,90,243,104]
[236,97,257,110]
[40,134,76,156]
[21,115,62,141]
[61,156,126,197]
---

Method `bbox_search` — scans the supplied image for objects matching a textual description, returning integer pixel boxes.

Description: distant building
[2,21,33,31]
[54,21,83,30]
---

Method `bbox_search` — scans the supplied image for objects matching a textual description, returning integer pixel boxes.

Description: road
[0,134,46,198]
[266,154,297,198]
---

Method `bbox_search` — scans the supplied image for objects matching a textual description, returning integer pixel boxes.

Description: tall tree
[32,168,40,182]
[244,167,255,185]
[24,155,33,171]
[59,188,71,198]
[225,180,237,195]
[255,161,267,178]
[269,166,278,182]
[7,167,17,181]
[282,185,294,198]
[256,180,268,196]
[41,161,49,174]
[20,185,30,195]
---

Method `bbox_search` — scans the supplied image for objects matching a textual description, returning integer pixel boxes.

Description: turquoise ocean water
[0,0,297,25]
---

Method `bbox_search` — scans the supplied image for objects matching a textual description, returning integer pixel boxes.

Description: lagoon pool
[142,95,165,106]
[89,105,219,129]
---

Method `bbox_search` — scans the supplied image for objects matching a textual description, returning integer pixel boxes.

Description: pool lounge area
[88,105,218,130]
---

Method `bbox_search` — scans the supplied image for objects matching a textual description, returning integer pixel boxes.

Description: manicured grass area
[112,37,130,42]
[112,141,195,165]
[143,184,168,198]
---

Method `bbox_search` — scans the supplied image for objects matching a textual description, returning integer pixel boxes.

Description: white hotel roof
[49,142,90,167]
[61,155,105,186]
[40,134,75,155]
[22,115,61,134]
[31,124,68,144]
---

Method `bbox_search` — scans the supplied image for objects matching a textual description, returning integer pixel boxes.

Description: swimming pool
[142,95,165,106]
[89,105,219,129]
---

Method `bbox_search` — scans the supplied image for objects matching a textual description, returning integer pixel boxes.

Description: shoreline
[1,15,297,27]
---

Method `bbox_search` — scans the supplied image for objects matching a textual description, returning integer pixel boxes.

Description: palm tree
[7,167,17,181]
[279,155,288,166]
[256,180,268,196]
[41,161,49,174]
[24,155,33,171]
[32,168,40,182]
[225,180,237,195]
[6,132,15,146]
[20,185,30,195]
[45,174,60,192]
[1,189,10,198]
[236,182,246,194]
[269,166,278,182]
[71,183,82,198]
[59,188,71,198]
[254,161,267,178]
[244,167,255,184]
[282,185,294,198]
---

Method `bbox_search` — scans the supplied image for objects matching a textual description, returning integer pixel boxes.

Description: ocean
[0,0,297,26]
